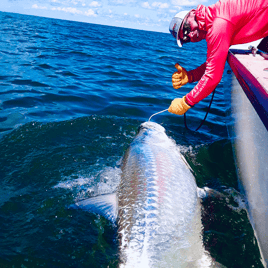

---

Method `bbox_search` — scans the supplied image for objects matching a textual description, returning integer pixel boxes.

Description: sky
[0,0,218,33]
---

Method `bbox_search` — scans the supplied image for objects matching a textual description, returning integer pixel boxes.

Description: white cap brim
[177,33,183,47]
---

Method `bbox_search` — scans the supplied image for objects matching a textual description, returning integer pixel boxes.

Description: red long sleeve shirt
[185,0,268,106]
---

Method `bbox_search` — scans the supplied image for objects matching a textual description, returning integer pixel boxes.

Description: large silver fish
[72,121,212,267]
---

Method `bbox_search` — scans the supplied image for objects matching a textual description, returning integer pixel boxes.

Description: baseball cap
[169,10,190,47]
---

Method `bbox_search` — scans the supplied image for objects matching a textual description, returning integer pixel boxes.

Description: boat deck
[235,54,268,93]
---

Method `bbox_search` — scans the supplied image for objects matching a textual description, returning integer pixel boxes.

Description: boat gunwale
[227,49,268,132]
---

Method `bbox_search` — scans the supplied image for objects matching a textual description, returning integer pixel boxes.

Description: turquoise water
[0,11,263,267]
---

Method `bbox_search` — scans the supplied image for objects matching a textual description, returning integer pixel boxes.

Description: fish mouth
[138,121,165,133]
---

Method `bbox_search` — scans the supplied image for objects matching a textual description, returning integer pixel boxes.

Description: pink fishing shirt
[185,0,268,106]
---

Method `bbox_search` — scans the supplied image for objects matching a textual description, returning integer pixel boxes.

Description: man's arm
[188,62,206,83]
[186,18,234,107]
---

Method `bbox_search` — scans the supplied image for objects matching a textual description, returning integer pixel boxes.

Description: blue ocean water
[0,11,263,267]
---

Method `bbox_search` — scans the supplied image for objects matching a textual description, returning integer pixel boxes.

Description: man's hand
[172,63,190,89]
[168,96,191,115]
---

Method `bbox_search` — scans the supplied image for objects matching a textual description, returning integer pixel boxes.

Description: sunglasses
[181,14,191,44]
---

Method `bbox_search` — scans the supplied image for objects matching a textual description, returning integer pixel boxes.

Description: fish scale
[118,122,211,267]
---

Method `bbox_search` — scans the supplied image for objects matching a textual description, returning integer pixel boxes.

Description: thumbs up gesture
[172,63,190,89]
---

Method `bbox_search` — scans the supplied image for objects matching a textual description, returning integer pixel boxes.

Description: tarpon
[71,121,212,267]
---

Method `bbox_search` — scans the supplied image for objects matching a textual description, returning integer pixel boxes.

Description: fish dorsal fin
[197,187,227,200]
[197,187,246,212]
[70,193,118,223]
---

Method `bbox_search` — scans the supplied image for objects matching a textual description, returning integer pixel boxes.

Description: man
[168,0,268,115]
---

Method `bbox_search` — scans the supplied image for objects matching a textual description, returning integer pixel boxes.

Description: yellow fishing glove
[172,63,192,89]
[168,96,191,115]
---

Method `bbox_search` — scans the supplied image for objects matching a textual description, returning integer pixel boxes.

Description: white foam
[53,176,93,189]
[53,166,122,201]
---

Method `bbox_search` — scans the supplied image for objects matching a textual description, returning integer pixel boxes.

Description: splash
[53,166,122,201]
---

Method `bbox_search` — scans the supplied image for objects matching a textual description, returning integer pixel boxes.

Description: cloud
[49,0,88,7]
[62,7,82,14]
[89,1,101,7]
[51,6,83,14]
[32,4,48,9]
[169,9,180,13]
[85,9,97,16]
[158,18,170,22]
[152,2,169,9]
[50,0,67,5]
[141,2,151,9]
[108,0,136,6]
[171,0,207,7]
[141,1,169,10]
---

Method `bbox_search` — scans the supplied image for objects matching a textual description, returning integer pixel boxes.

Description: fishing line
[148,109,169,121]
[148,89,215,131]
[184,89,216,132]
